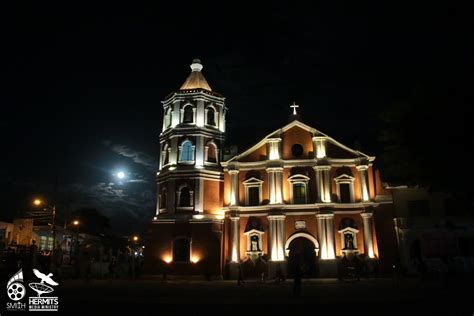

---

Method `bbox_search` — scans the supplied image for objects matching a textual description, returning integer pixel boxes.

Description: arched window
[288,174,310,204]
[206,107,216,126]
[206,142,217,163]
[173,238,190,262]
[183,105,194,123]
[179,186,191,207]
[180,140,194,162]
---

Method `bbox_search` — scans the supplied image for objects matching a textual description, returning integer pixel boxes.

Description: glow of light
[268,141,280,160]
[163,255,172,263]
[231,248,238,263]
[368,248,375,259]
[191,256,200,263]
[33,199,42,206]
[73,220,79,226]
[133,236,139,242]
[215,214,224,220]
[134,251,138,256]
[117,171,125,179]
[193,214,204,219]
[153,216,157,220]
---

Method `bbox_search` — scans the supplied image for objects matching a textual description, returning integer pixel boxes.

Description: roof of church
[223,119,375,163]
[179,59,212,91]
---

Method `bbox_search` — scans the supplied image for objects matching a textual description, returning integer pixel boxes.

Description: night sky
[3,2,472,236]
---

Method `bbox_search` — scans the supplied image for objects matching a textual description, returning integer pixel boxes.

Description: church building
[144,59,397,278]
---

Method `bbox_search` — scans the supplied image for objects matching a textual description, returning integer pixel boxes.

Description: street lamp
[33,199,57,257]
[71,220,80,260]
[130,235,139,279]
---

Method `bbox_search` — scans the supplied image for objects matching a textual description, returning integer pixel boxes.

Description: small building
[391,186,474,274]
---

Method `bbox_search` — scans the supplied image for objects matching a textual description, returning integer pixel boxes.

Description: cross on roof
[290,102,299,115]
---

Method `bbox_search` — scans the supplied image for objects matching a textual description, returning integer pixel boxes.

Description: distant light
[33,199,42,206]
[164,255,172,263]
[132,236,139,242]
[153,216,157,220]
[117,171,125,179]
[134,251,138,256]
[193,214,204,219]
[73,220,80,226]
[191,256,200,263]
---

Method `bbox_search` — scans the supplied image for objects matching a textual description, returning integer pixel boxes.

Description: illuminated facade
[144,59,397,278]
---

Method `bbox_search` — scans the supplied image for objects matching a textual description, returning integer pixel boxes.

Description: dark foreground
[53,277,474,314]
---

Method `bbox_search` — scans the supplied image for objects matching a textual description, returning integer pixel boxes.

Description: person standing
[293,263,302,297]
[237,263,245,285]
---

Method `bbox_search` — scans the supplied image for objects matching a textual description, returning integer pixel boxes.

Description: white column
[195,136,204,168]
[171,100,180,127]
[230,216,240,262]
[325,215,335,259]
[276,216,286,261]
[194,178,204,213]
[323,167,332,202]
[268,215,285,261]
[314,167,323,202]
[268,216,276,260]
[229,170,239,206]
[196,100,205,127]
[267,169,275,204]
[170,137,178,166]
[312,136,327,158]
[275,168,283,204]
[361,213,375,258]
[317,215,327,259]
[357,165,370,202]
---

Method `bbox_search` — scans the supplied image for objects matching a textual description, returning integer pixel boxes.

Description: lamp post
[33,199,57,258]
[70,220,80,261]
[130,235,139,280]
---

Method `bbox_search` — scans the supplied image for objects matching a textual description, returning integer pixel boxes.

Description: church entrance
[287,237,318,278]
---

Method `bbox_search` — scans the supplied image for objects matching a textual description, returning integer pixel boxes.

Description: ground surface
[52,277,474,314]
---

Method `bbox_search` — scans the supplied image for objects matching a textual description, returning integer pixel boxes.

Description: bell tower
[144,59,227,277]
[156,59,226,216]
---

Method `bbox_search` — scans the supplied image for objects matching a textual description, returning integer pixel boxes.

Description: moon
[117,171,125,179]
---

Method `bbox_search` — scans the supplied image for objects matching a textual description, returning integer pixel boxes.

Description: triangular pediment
[223,119,373,163]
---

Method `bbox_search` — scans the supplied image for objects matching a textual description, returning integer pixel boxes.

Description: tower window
[179,186,191,207]
[183,105,194,123]
[180,140,194,162]
[206,143,217,163]
[292,183,306,204]
[173,238,190,262]
[207,107,216,126]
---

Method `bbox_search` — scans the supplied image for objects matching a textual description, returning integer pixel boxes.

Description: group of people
[236,262,303,297]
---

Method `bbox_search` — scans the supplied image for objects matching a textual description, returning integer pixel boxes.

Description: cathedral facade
[144,60,397,278]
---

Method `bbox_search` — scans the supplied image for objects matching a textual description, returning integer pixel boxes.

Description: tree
[71,208,110,235]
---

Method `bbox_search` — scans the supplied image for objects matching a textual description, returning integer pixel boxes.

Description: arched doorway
[287,236,318,278]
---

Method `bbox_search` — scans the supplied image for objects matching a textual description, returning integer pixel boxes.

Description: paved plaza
[55,277,473,313]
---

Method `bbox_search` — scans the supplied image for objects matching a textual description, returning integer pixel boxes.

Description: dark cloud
[104,142,157,171]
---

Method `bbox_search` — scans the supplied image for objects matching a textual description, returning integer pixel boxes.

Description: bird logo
[32,269,59,286]
[29,269,59,298]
